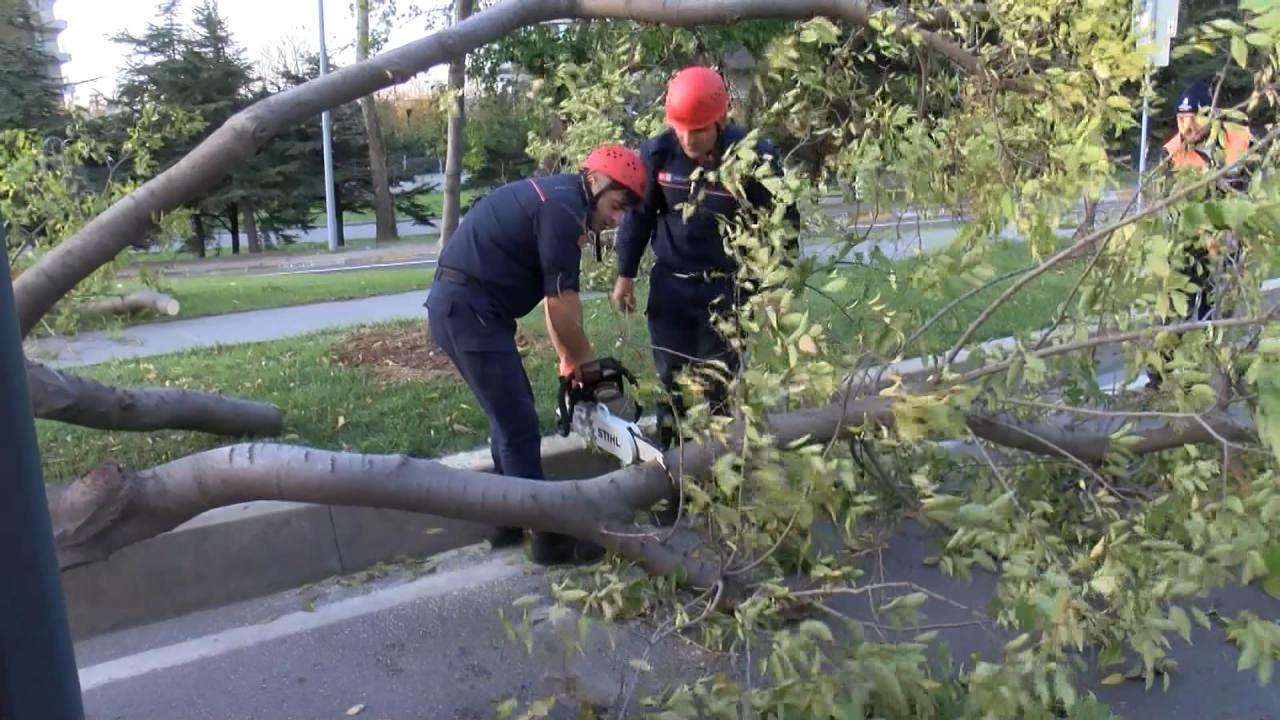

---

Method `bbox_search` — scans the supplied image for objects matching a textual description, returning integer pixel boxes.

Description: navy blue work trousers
[645,263,743,419]
[426,280,543,481]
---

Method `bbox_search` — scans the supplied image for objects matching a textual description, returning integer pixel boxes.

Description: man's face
[1178,111,1205,142]
[674,124,719,161]
[592,188,632,232]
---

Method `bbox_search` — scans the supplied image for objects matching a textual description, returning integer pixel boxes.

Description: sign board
[1133,0,1181,67]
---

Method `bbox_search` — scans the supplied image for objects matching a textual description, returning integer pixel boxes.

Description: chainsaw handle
[555,375,574,437]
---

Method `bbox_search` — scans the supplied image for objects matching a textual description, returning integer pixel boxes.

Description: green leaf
[1245,31,1273,46]
[1262,577,1280,601]
[513,593,541,608]
[629,658,653,673]
[1100,673,1126,685]
[798,619,835,643]
[1232,35,1249,67]
[1262,545,1280,577]
[1246,550,1268,584]
[1169,606,1193,642]
[1105,96,1131,111]
[1193,607,1213,629]
[1205,199,1255,229]
[495,697,518,720]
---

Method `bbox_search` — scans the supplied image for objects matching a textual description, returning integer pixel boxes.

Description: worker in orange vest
[1148,80,1252,389]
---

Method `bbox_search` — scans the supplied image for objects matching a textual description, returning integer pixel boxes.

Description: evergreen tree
[113,0,256,254]
[0,0,65,134]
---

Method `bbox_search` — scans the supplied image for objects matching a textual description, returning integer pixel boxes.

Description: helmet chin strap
[581,172,606,263]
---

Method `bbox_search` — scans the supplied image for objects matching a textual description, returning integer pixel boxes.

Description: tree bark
[357,0,400,245]
[228,202,240,254]
[10,0,1010,338]
[192,213,206,259]
[440,0,473,245]
[27,359,284,437]
[73,291,180,318]
[243,200,261,253]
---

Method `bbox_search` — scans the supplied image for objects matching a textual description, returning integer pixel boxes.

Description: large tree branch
[26,359,283,436]
[49,442,673,570]
[12,0,1016,337]
[48,384,1259,584]
[965,410,1255,464]
[72,291,180,318]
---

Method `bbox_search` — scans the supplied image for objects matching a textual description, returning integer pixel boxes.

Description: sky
[55,0,452,104]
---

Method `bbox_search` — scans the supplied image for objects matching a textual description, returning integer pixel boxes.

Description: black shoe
[489,526,525,549]
[531,532,577,565]
[531,533,607,566]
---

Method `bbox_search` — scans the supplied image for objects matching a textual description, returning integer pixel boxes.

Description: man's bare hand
[612,277,637,314]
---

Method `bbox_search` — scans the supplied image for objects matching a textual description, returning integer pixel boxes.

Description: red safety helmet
[665,66,729,131]
[581,144,647,198]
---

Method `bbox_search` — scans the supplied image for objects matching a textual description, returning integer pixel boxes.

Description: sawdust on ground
[330,324,549,383]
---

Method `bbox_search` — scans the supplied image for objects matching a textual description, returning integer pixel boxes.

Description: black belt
[658,263,733,283]
[436,265,483,287]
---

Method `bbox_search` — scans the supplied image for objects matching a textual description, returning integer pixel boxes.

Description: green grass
[37,310,621,480]
[37,321,491,480]
[810,241,1084,360]
[114,267,433,321]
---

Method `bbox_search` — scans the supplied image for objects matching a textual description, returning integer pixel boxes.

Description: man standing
[612,65,799,447]
[427,145,647,564]
[1148,80,1252,389]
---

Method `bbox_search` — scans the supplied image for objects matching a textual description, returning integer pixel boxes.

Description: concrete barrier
[61,434,620,640]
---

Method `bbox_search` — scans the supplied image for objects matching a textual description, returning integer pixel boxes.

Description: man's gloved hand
[577,357,635,388]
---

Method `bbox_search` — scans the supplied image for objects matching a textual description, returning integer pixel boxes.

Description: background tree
[440,0,473,244]
[0,0,65,135]
[113,0,255,256]
[356,0,399,244]
[255,45,436,241]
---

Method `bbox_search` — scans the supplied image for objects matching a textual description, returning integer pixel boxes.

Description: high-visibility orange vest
[1163,123,1251,171]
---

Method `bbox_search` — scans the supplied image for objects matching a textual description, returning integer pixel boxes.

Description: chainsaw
[555,358,665,467]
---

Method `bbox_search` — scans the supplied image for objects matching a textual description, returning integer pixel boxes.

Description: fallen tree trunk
[73,291,180,318]
[27,359,283,437]
[11,0,1015,338]
[47,389,1256,586]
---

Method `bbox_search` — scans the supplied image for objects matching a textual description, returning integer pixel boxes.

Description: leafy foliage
[1,103,201,329]
[491,2,1280,718]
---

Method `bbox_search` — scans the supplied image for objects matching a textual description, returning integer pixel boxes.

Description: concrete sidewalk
[119,240,440,279]
[25,289,431,368]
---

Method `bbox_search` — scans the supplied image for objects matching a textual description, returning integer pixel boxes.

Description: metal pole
[0,213,85,720]
[1138,70,1151,213]
[319,0,339,252]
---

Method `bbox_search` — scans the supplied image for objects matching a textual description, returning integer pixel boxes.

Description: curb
[61,433,620,640]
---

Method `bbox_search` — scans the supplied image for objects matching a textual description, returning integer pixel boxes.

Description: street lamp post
[319,0,339,251]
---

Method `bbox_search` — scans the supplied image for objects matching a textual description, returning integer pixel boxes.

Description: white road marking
[78,553,524,692]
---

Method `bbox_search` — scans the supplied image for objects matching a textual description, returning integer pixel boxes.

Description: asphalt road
[76,524,1280,720]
